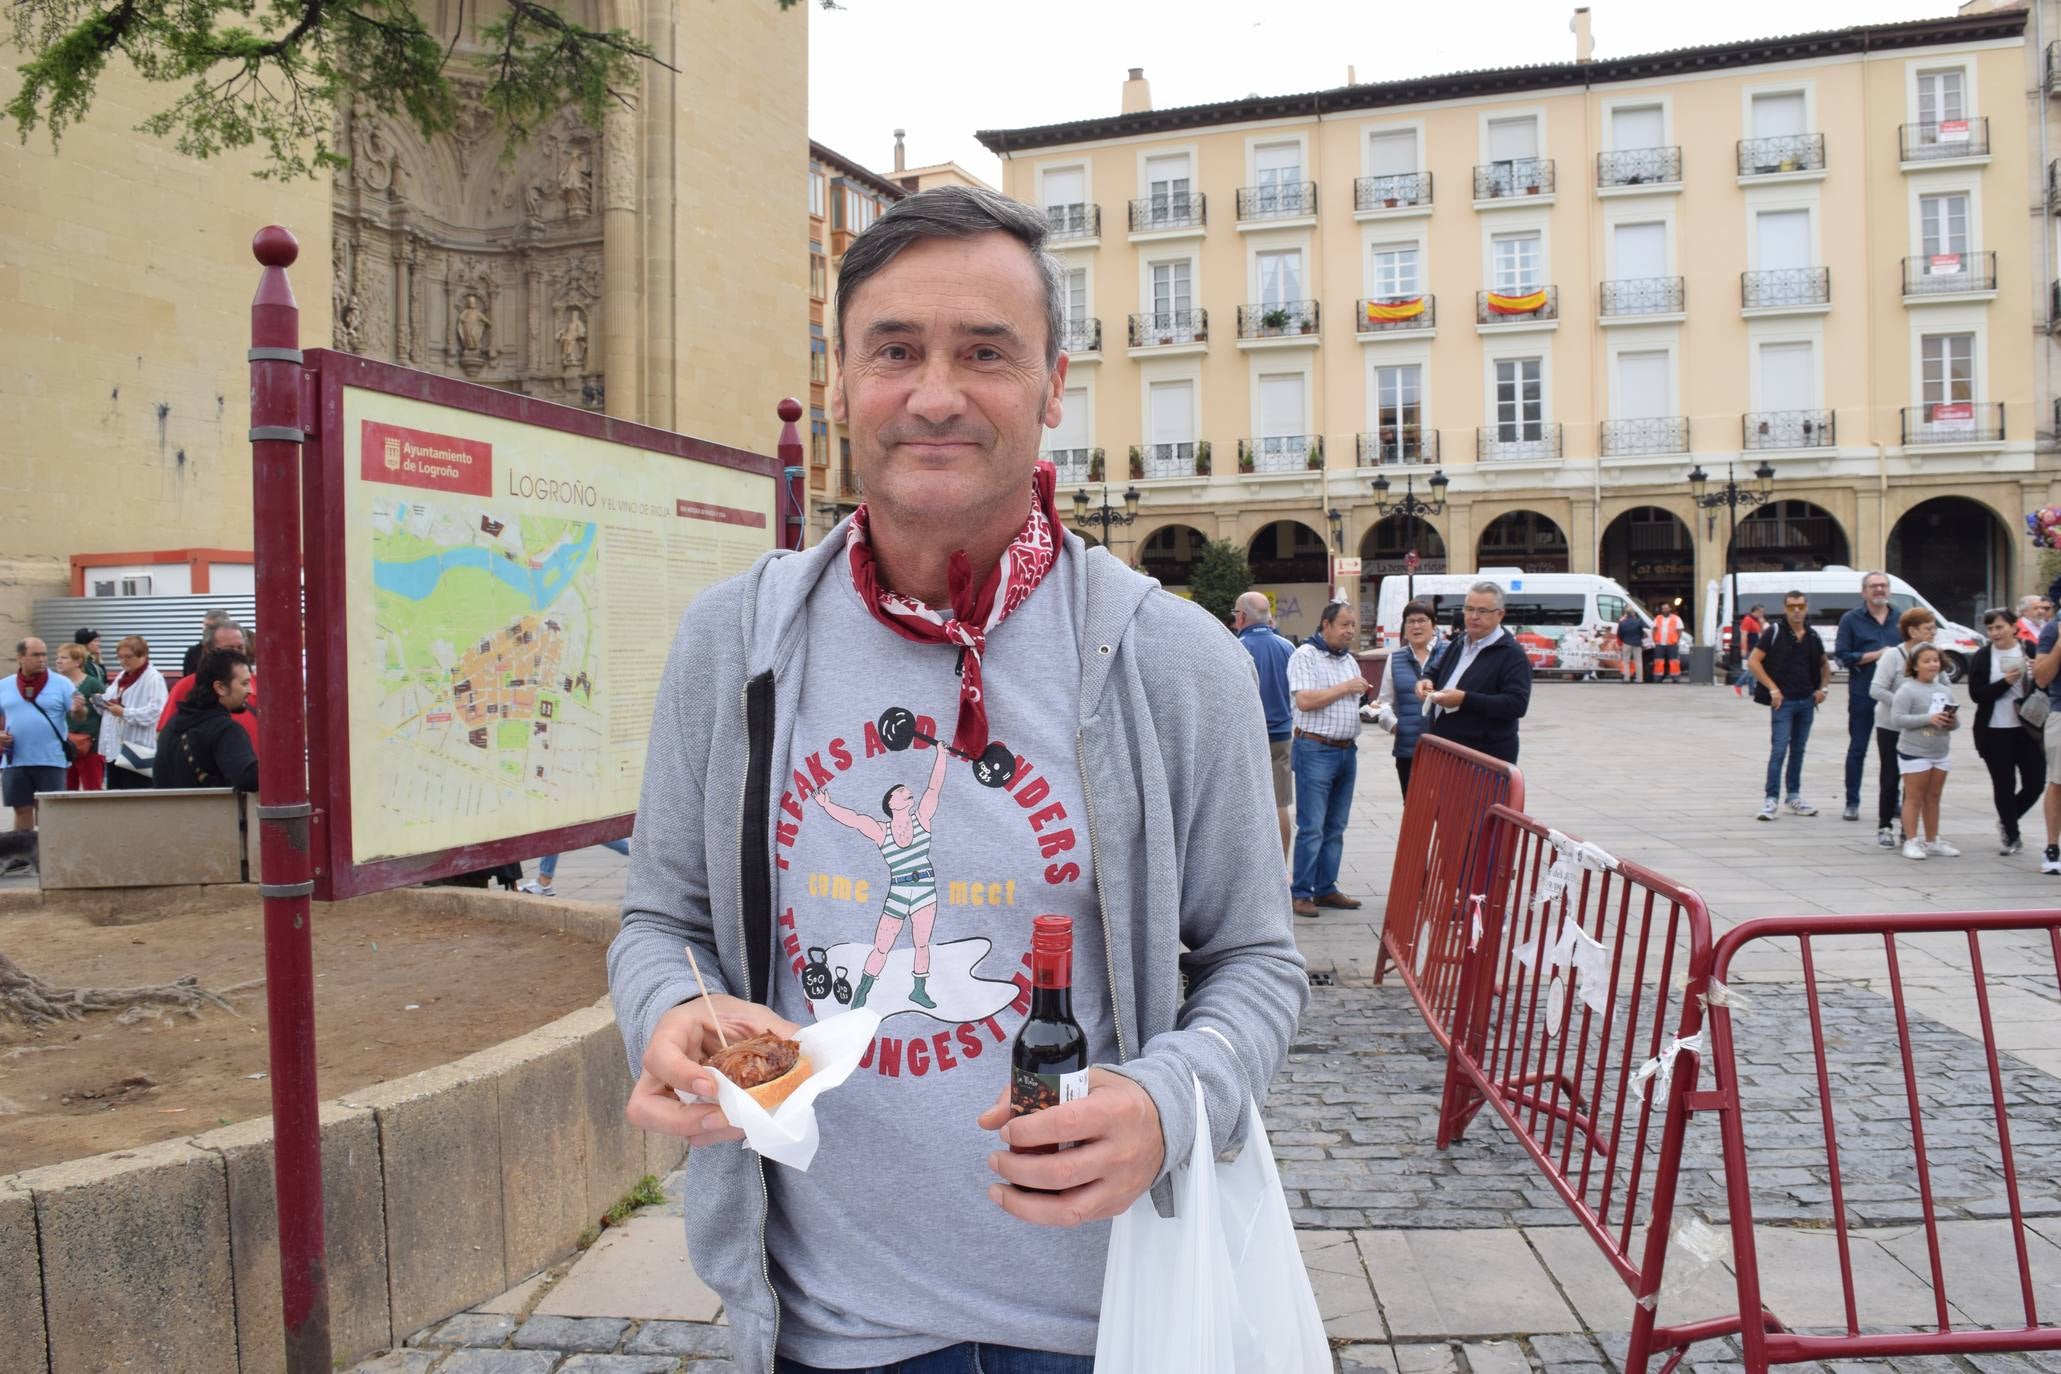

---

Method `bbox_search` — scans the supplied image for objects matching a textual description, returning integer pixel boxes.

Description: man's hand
[624,992,800,1147]
[1812,688,1827,704]
[0,728,13,751]
[1768,687,1784,708]
[977,1068,1164,1227]
[1414,678,1433,701]
[1428,687,1465,711]
[1337,675,1370,702]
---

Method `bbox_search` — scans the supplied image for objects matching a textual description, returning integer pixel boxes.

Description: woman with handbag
[96,635,167,791]
[54,643,106,791]
[1967,608,2046,855]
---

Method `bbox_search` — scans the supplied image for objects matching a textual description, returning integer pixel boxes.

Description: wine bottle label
[1010,1066,1090,1116]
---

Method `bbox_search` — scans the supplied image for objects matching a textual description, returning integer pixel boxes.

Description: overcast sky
[808,0,1963,186]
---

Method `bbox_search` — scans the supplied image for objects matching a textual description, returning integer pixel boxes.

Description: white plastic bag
[1094,1078,1329,1373]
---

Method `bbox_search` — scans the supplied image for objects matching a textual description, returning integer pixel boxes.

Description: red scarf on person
[116,664,147,690]
[844,460,1061,759]
[14,670,49,704]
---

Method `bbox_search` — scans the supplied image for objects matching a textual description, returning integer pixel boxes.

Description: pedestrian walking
[1,638,77,867]
[1889,644,1961,859]
[1835,572,1903,824]
[1418,580,1533,764]
[54,643,106,791]
[519,837,631,895]
[1868,607,1939,848]
[1966,608,2044,856]
[608,185,1306,1373]
[1651,605,1685,683]
[1747,590,1829,821]
[2030,610,2061,875]
[1232,590,1298,859]
[154,649,259,793]
[1372,599,1440,796]
[1288,600,1369,917]
[1732,604,1766,696]
[1614,606,1645,684]
[97,635,167,790]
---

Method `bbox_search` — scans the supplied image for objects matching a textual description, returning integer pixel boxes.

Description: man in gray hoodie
[608,185,1308,1374]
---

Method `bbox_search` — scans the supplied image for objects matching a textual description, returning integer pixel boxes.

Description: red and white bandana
[844,460,1060,759]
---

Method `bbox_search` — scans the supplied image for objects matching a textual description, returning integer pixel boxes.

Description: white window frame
[1744,193,1821,270]
[1142,255,1195,318]
[1369,241,1421,300]
[1608,341,1678,422]
[1904,305,1989,404]
[1480,210,1552,288]
[1909,63,1972,126]
[1137,144,1200,222]
[1363,340,1435,450]
[1601,96,1671,150]
[1253,248,1306,307]
[1491,231,1542,291]
[1746,323,1825,412]
[1919,333,1975,405]
[1360,121,1425,177]
[1493,356,1546,440]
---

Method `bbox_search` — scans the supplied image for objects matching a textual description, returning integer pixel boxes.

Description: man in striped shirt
[1287,601,1369,917]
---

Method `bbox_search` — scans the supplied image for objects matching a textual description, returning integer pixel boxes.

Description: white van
[1700,567,1984,680]
[1371,569,1656,676]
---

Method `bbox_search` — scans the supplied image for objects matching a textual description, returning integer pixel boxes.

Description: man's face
[1462,595,1504,642]
[1321,609,1358,650]
[2041,601,2054,623]
[212,627,246,653]
[833,232,1065,531]
[17,639,46,675]
[215,664,253,713]
[1863,576,1890,608]
[1785,597,1809,627]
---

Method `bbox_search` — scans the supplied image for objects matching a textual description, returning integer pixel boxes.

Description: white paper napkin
[683,1009,881,1171]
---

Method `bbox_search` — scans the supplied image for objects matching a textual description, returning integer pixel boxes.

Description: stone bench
[33,786,248,888]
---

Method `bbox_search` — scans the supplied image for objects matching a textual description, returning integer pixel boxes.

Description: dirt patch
[0,892,609,1171]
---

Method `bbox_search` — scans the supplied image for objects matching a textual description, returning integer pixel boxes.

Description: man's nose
[902,354,966,423]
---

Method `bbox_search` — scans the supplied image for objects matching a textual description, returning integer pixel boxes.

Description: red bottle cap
[1031,914,1073,952]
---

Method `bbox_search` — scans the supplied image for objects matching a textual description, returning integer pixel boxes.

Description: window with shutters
[1495,358,1544,440]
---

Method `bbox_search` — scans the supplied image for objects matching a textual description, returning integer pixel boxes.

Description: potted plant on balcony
[1237,441,1255,475]
[1088,449,1105,483]
[1128,446,1144,481]
[1306,445,1323,471]
[1194,441,1212,477]
[1778,156,1800,173]
[1260,306,1291,334]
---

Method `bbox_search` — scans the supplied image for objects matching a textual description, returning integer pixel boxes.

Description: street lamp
[1371,468,1450,605]
[1071,484,1141,556]
[1689,459,1777,673]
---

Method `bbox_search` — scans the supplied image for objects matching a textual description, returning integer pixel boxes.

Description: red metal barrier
[1374,735,1524,1047]
[1699,910,2061,1372]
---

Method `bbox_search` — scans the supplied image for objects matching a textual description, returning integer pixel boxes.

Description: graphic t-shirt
[765,541,1112,1365]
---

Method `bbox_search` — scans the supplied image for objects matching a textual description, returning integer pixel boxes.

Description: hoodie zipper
[1074,727,1130,1063]
[735,676,781,1362]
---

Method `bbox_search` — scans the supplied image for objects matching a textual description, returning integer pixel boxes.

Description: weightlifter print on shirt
[809,740,951,1010]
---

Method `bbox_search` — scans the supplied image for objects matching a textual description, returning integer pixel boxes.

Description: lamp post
[1371,468,1450,606]
[1071,483,1141,558]
[1689,460,1776,674]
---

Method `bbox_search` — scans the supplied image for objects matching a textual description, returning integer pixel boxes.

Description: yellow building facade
[979,9,2055,639]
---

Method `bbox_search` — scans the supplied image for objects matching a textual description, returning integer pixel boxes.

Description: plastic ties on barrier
[1467,894,1486,952]
[1629,1028,1708,1108]
[1534,830,1622,910]
[1673,972,1752,1016]
[1637,1216,1733,1311]
[1514,919,1613,1015]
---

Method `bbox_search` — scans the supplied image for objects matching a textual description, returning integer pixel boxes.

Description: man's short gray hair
[834,185,1066,370]
[2021,594,2043,614]
[1862,571,1890,589]
[203,607,232,627]
[1468,581,1506,610]
[210,620,245,645]
[1234,591,1273,625]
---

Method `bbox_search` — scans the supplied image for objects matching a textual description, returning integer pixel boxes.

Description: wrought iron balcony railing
[1743,410,1835,449]
[1045,448,1095,485]
[1058,318,1103,353]
[1128,193,1206,232]
[1236,300,1320,340]
[1238,435,1324,475]
[1599,277,1684,318]
[2050,161,2061,216]
[1127,310,1208,347]
[1355,172,1433,212]
[1477,424,1563,462]
[1236,182,1316,221]
[1473,158,1554,200]
[1138,442,1201,480]
[1476,286,1558,324]
[1737,133,1826,177]
[1357,428,1438,466]
[1902,402,2003,446]
[2048,41,2061,97]
[1356,295,1435,333]
[1900,118,1989,162]
[1046,203,1100,240]
[1901,252,1996,296]
[1597,146,1681,187]
[1600,417,1689,456]
[1741,267,1830,309]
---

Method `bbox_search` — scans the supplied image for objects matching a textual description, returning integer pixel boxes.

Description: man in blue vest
[1232,590,1297,859]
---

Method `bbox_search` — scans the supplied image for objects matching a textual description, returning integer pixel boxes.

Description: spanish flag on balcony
[1361,296,1426,324]
[1486,288,1548,315]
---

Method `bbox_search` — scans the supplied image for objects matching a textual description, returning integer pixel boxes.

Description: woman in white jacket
[96,635,167,790]
[1868,606,1938,847]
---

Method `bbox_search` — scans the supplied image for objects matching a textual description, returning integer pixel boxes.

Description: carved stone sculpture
[559,144,594,219]
[456,293,492,357]
[557,306,589,371]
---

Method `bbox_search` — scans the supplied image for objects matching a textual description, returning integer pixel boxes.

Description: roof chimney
[1571,7,1593,63]
[1122,67,1152,114]
[1346,64,1357,85]
[892,128,906,173]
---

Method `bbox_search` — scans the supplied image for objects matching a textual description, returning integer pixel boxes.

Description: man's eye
[879,345,913,361]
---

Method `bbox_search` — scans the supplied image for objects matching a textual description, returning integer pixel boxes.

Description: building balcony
[1357,428,1438,467]
[1901,252,1996,303]
[1355,172,1433,217]
[1127,193,1206,238]
[1600,416,1689,457]
[2050,161,2061,216]
[2048,41,2061,98]
[1127,309,1208,354]
[1477,425,1562,463]
[1473,158,1554,207]
[1356,295,1435,337]
[1743,410,1834,450]
[1476,287,1558,332]
[1235,300,1320,348]
[1596,145,1681,193]
[1046,203,1100,244]
[1741,267,1830,315]
[1058,318,1103,358]
[1598,276,1684,323]
[1132,441,1209,481]
[1736,133,1826,181]
[839,468,861,499]
[1238,435,1324,475]
[1045,448,1099,486]
[1902,402,2004,448]
[1235,181,1316,227]
[2053,281,2061,334]
[1899,118,1989,168]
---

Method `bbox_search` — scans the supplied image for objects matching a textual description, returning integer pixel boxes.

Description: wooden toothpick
[682,943,729,1050]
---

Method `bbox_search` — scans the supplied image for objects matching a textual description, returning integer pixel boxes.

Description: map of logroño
[367,496,602,830]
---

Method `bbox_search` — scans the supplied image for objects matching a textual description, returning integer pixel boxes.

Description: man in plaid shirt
[1286,600,1368,917]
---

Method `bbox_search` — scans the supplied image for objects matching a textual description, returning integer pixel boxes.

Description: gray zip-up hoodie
[607,519,1310,1373]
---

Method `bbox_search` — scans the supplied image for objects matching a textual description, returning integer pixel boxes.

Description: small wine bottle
[1010,915,1090,1163]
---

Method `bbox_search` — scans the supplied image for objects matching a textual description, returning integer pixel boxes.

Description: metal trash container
[1687,646,1716,684]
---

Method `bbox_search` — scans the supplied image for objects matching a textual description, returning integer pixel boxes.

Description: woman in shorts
[1888,643,1960,859]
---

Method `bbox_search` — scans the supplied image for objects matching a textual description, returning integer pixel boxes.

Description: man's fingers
[974,1082,1012,1132]
[988,1139,1114,1193]
[645,1035,716,1098]
[624,1072,745,1144]
[1001,1095,1110,1151]
[987,1177,1130,1229]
